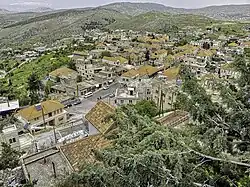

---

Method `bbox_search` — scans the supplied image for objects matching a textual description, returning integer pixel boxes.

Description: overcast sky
[1,0,250,9]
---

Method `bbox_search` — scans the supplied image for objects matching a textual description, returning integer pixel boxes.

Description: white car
[84,92,93,98]
[103,86,109,90]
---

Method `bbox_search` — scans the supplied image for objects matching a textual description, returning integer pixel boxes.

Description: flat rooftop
[23,147,72,187]
[0,100,19,112]
[2,124,17,133]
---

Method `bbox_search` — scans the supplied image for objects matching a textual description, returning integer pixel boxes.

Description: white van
[84,92,93,98]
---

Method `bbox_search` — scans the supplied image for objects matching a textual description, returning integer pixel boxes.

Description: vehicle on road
[109,93,115,98]
[103,86,109,90]
[84,92,93,98]
[73,98,81,105]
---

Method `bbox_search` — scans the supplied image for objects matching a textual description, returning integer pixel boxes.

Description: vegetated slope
[0,8,129,48]
[191,4,250,20]
[108,12,217,33]
[102,2,250,20]
[101,2,172,16]
[0,12,45,29]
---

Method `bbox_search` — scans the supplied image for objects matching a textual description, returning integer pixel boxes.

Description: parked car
[73,99,81,105]
[103,86,109,90]
[84,92,93,98]
[109,93,115,98]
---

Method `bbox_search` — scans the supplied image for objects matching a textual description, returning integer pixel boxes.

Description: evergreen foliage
[0,143,21,170]
[57,54,250,186]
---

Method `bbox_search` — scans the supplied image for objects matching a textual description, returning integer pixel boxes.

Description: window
[60,109,63,113]
[48,112,52,117]
[121,100,124,104]
[129,100,133,104]
[34,117,39,121]
[9,139,13,144]
[13,138,16,143]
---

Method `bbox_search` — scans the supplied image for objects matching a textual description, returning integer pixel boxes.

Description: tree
[45,80,53,97]
[27,73,41,93]
[145,49,150,61]
[68,60,76,71]
[202,42,210,50]
[58,54,250,187]
[134,100,158,118]
[76,75,82,83]
[0,142,21,170]
[27,73,41,104]
[175,39,188,47]
[101,51,112,58]
[55,76,60,83]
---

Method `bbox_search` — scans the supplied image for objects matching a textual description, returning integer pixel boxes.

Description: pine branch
[184,144,250,168]
[193,182,213,187]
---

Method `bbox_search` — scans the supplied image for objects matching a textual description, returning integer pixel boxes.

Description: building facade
[16,100,67,131]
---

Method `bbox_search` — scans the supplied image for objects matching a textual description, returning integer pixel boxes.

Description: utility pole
[76,84,79,98]
[52,162,56,178]
[53,126,57,144]
[41,105,46,129]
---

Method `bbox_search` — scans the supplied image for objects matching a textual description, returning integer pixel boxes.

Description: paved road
[88,82,120,101]
[66,83,119,117]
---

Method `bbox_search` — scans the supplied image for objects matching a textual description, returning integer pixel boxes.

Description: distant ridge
[0,2,249,49]
[25,7,54,13]
[101,2,250,20]
[0,8,10,14]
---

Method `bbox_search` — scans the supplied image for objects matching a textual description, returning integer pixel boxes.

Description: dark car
[73,99,81,105]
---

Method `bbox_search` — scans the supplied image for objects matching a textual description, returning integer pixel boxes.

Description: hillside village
[0,18,250,186]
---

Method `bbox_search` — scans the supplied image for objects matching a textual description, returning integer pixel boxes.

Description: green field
[0,52,70,104]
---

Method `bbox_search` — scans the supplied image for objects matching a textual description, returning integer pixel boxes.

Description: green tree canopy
[27,73,41,93]
[58,54,250,187]
[0,142,21,170]
[101,51,112,58]
[134,100,158,118]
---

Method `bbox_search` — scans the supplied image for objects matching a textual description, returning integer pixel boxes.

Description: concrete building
[115,79,152,106]
[21,147,73,187]
[0,124,20,154]
[16,100,67,131]
[184,56,208,77]
[75,59,105,79]
[152,66,181,110]
[0,98,20,118]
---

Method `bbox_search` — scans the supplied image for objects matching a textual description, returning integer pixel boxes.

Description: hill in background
[0,2,249,49]
[102,2,250,20]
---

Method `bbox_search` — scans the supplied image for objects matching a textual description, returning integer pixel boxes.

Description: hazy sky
[1,0,250,9]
